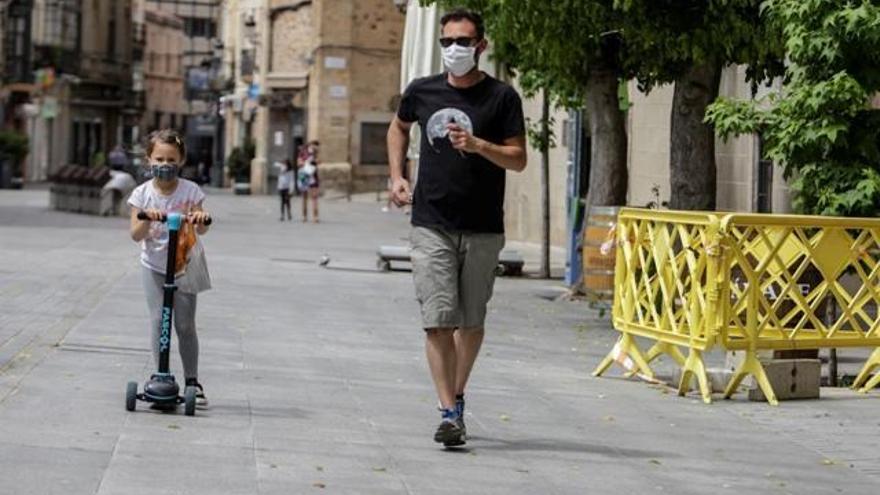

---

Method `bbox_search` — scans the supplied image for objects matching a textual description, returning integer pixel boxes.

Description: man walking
[386,8,527,447]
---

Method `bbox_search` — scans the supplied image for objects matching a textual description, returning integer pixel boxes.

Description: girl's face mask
[149,163,179,181]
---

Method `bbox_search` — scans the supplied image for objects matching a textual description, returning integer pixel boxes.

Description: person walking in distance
[297,141,321,223]
[386,8,527,447]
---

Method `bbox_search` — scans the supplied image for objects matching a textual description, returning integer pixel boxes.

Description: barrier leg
[678,349,711,404]
[623,341,686,378]
[724,350,778,406]
[852,348,880,392]
[593,333,655,379]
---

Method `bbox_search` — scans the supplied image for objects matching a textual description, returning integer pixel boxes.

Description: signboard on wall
[324,56,347,70]
[329,85,348,99]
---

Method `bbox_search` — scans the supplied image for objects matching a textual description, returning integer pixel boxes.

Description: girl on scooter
[128,129,212,407]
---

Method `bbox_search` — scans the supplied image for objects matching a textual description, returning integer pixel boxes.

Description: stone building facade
[1,0,137,183]
[221,0,405,194]
[140,4,187,135]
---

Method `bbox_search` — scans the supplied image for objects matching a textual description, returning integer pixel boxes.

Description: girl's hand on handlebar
[143,209,164,221]
[188,211,211,225]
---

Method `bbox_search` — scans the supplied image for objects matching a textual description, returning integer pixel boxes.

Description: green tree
[619,0,783,210]
[707,0,880,217]
[427,0,631,206]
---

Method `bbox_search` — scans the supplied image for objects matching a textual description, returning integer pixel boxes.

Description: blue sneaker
[434,408,465,446]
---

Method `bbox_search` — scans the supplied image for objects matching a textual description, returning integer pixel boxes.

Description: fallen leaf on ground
[312,482,326,489]
[315,466,324,472]
[821,459,836,466]
[649,459,661,465]
[603,415,615,422]
[372,467,387,473]
[167,424,180,430]
[500,414,511,422]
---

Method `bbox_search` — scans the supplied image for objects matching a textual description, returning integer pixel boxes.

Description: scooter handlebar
[136,212,212,226]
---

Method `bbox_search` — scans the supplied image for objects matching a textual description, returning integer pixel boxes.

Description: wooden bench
[377,245,525,276]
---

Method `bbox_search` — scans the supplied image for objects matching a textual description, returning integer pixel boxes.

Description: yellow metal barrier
[594,208,880,405]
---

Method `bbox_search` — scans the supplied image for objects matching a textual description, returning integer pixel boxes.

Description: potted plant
[0,129,29,189]
[227,139,255,195]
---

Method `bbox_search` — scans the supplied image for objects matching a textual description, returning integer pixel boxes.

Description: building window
[4,5,32,82]
[40,0,81,50]
[756,135,773,213]
[107,6,116,60]
[359,123,390,166]
[71,120,103,166]
[182,17,217,38]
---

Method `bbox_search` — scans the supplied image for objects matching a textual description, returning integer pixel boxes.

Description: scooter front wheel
[184,386,197,416]
[126,381,138,411]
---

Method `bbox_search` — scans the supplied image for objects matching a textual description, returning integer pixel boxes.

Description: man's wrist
[474,137,489,155]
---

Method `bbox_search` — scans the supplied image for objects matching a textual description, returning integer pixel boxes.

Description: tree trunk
[585,68,628,207]
[669,62,723,211]
[540,89,551,279]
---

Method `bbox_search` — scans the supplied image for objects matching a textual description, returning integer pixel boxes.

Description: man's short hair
[440,8,485,40]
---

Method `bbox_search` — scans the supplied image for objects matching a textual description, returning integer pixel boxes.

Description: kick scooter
[125,211,211,415]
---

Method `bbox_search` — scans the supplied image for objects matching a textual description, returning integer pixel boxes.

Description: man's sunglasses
[439,36,479,48]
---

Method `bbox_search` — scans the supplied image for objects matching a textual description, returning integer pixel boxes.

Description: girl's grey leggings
[142,267,199,380]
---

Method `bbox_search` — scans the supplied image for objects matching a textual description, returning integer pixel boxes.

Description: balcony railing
[80,52,132,84]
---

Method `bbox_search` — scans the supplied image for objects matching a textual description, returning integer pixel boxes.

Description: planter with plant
[226,140,255,195]
[0,129,30,189]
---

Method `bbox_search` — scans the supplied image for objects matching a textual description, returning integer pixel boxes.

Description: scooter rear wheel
[126,381,138,411]
[184,386,197,416]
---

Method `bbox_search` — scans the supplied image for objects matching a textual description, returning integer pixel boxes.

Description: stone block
[748,359,821,401]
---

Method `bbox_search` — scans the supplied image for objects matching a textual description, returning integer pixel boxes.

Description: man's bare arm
[387,116,414,206]
[448,124,528,172]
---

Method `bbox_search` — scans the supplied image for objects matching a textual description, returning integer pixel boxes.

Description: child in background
[275,159,295,221]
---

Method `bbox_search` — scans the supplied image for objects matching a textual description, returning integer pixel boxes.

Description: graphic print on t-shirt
[426,108,473,151]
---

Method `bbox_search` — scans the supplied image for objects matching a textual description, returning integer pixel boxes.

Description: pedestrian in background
[386,8,527,447]
[297,140,321,223]
[275,159,295,221]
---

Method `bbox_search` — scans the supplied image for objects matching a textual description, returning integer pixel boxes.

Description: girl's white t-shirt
[274,162,294,192]
[127,179,206,274]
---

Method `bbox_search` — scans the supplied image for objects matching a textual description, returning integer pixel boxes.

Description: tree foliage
[425,0,628,104]
[707,0,880,216]
[618,0,783,91]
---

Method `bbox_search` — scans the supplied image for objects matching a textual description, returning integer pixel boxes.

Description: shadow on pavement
[465,435,675,459]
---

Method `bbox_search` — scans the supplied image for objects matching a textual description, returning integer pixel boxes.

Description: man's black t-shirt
[397,73,525,233]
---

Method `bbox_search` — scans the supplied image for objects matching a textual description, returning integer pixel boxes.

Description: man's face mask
[442,43,478,77]
[149,163,179,181]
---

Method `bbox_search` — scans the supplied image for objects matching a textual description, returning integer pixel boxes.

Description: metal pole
[540,88,551,279]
